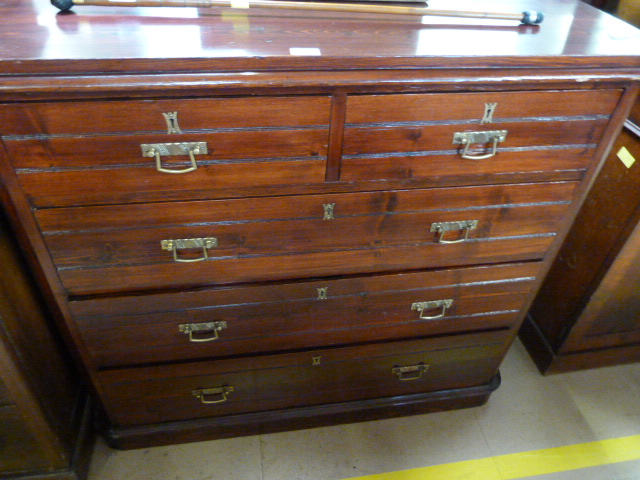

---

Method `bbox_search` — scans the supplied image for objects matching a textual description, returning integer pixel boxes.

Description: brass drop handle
[431,220,478,244]
[411,299,454,320]
[141,141,208,174]
[392,363,429,381]
[179,321,227,342]
[192,385,234,404]
[453,130,507,160]
[161,237,217,263]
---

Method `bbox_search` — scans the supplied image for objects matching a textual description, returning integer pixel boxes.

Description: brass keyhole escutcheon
[163,111,183,134]
[323,203,335,220]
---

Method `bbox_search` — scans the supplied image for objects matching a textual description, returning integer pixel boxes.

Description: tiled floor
[87,339,640,480]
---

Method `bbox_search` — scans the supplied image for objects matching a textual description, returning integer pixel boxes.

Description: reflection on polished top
[0,0,639,73]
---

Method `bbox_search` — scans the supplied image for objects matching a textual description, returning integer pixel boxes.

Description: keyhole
[481,103,498,124]
[163,112,183,134]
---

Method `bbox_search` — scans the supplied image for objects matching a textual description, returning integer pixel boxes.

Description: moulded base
[519,315,640,375]
[100,376,500,450]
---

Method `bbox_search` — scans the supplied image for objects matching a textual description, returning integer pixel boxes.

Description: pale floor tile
[87,434,263,480]
[475,341,610,454]
[259,408,491,480]
[547,363,640,440]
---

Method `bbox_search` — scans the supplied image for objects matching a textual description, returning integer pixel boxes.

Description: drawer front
[41,182,576,295]
[99,330,510,426]
[0,96,332,136]
[2,96,331,207]
[341,90,621,183]
[71,263,540,368]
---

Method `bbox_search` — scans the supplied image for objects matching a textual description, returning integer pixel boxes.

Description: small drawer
[341,89,621,183]
[345,90,621,124]
[40,182,576,295]
[0,96,331,136]
[2,96,331,207]
[98,329,511,426]
[70,262,540,368]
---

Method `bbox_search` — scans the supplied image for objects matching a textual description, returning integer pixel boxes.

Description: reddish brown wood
[17,160,328,208]
[69,262,539,316]
[345,90,623,123]
[37,182,578,232]
[99,330,510,426]
[345,121,608,153]
[521,107,640,373]
[38,183,574,295]
[0,0,638,449]
[0,71,635,104]
[59,236,555,296]
[0,0,639,76]
[629,100,640,127]
[71,263,538,368]
[340,149,593,183]
[0,211,93,478]
[0,96,331,136]
[104,381,497,449]
[326,93,346,182]
[44,184,574,254]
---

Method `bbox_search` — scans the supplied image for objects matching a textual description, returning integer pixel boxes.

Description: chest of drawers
[0,0,639,449]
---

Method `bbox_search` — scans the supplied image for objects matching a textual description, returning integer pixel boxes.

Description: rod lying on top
[51,0,544,25]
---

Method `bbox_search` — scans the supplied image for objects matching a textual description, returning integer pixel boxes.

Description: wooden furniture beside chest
[0,209,93,479]
[520,99,640,374]
[0,0,639,449]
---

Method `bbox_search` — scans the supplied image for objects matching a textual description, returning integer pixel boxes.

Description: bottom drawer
[99,329,511,426]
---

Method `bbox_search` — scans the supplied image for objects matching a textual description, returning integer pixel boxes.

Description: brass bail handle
[179,321,228,342]
[411,299,454,320]
[161,237,218,263]
[141,142,208,174]
[392,363,429,381]
[453,130,508,160]
[192,385,234,404]
[461,136,499,160]
[152,147,198,174]
[430,220,479,244]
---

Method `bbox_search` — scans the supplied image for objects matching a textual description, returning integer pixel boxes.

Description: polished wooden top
[0,0,639,74]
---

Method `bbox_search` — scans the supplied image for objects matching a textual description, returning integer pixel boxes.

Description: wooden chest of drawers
[0,0,639,449]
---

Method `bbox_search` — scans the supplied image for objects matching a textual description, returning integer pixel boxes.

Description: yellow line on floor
[345,434,640,480]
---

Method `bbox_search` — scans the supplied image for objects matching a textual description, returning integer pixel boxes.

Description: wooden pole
[52,0,544,24]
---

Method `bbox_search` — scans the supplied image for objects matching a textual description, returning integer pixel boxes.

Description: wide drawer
[71,262,539,368]
[40,182,576,295]
[1,96,331,207]
[99,329,510,426]
[341,90,621,183]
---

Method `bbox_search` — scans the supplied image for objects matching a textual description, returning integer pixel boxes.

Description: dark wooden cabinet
[520,99,640,373]
[0,0,638,449]
[0,210,93,479]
